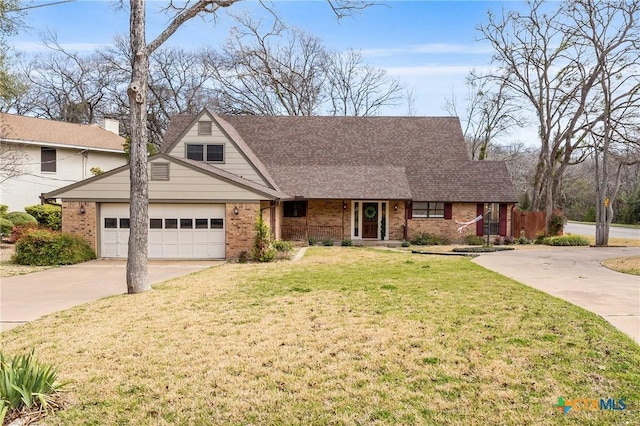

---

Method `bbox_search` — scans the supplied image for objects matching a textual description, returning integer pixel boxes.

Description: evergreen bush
[541,235,589,246]
[24,204,62,230]
[4,211,37,227]
[14,229,95,265]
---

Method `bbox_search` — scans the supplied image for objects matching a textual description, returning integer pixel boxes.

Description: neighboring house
[45,108,518,260]
[0,113,126,211]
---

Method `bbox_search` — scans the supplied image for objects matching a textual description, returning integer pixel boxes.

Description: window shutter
[476,203,484,236]
[407,201,412,219]
[151,163,170,180]
[300,201,307,217]
[444,203,452,220]
[499,203,508,236]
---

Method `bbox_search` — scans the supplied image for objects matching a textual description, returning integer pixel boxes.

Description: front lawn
[2,248,639,425]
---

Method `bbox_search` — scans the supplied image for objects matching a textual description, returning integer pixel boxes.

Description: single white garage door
[100,203,226,259]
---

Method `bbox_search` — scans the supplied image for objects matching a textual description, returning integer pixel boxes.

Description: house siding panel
[2,144,125,211]
[54,159,270,202]
[168,117,266,185]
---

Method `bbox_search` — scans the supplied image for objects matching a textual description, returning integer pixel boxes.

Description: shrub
[549,213,565,236]
[25,204,62,231]
[401,240,411,247]
[0,204,8,216]
[410,232,449,246]
[14,229,96,266]
[0,217,13,238]
[322,239,334,246]
[541,235,589,246]
[534,233,546,244]
[308,237,317,246]
[516,235,531,245]
[4,211,37,227]
[341,239,353,247]
[238,251,250,264]
[493,236,505,246]
[272,240,294,260]
[8,223,41,243]
[0,349,62,424]
[252,212,276,262]
[463,235,485,246]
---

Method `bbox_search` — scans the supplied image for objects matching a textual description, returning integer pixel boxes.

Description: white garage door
[100,203,226,259]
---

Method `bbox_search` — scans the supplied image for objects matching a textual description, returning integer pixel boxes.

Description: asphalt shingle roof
[164,114,518,203]
[0,113,124,152]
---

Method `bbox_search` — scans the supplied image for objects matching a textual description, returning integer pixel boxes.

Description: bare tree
[326,49,402,116]
[444,74,523,160]
[207,15,329,115]
[125,0,373,293]
[478,0,637,234]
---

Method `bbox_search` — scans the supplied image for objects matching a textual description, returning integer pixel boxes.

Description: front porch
[279,199,407,243]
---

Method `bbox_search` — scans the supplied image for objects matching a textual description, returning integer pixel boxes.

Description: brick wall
[407,203,516,243]
[226,203,260,258]
[61,201,97,252]
[408,203,476,243]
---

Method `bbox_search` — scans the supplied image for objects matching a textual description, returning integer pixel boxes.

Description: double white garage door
[101,203,226,259]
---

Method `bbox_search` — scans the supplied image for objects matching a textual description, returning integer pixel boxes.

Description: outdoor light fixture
[234,206,239,215]
[343,202,347,210]
[394,204,398,211]
[79,205,85,214]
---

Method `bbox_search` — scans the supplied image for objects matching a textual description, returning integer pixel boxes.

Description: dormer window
[198,121,212,135]
[186,144,224,163]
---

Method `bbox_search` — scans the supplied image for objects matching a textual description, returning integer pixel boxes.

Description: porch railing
[281,224,343,241]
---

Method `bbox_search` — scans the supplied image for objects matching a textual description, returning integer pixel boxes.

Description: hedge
[14,229,95,266]
[24,204,62,231]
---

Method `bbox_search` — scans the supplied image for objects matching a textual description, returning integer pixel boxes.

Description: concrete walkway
[0,259,222,332]
[473,246,640,344]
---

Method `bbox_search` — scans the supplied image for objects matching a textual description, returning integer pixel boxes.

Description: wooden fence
[281,224,343,241]
[512,210,547,240]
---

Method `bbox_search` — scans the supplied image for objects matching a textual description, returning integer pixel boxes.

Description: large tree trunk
[126,0,151,293]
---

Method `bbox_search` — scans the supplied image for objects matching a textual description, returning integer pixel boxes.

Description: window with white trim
[413,202,445,218]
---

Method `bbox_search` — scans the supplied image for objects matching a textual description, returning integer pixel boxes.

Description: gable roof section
[162,108,278,190]
[44,153,286,201]
[0,113,124,152]
[164,114,518,203]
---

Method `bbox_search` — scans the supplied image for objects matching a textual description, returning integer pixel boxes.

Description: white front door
[100,203,226,259]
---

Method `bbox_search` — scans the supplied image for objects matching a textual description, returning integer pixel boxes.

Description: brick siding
[225,203,260,258]
[61,201,97,252]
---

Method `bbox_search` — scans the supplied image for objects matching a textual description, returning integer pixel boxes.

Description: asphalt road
[565,222,640,240]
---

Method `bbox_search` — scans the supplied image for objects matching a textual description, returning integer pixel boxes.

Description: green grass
[1,247,639,425]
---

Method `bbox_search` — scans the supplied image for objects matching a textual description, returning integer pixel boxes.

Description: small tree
[252,211,275,262]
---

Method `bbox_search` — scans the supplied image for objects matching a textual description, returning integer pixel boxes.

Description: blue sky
[9,0,535,141]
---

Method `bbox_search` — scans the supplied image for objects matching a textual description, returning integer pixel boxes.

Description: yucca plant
[0,350,62,424]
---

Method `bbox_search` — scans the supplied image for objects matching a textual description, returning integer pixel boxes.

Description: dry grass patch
[601,256,640,275]
[2,247,639,425]
[0,243,53,277]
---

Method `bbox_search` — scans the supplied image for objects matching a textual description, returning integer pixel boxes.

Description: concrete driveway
[565,222,640,240]
[473,246,640,344]
[0,259,222,332]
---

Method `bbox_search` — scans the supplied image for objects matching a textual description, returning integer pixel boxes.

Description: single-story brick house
[44,108,518,259]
